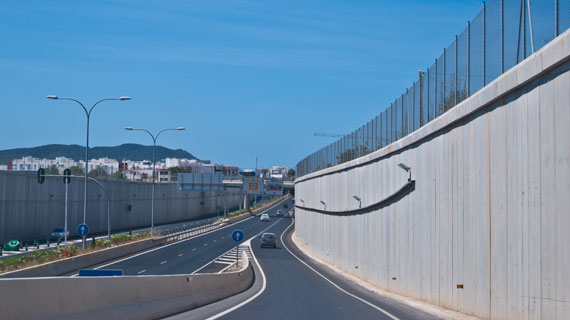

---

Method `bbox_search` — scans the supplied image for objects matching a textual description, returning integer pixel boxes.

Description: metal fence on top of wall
[297,0,569,177]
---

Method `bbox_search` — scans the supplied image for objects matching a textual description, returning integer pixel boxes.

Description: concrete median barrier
[0,254,253,320]
[0,238,167,278]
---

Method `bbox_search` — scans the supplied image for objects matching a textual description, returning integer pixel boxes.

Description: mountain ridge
[0,144,199,164]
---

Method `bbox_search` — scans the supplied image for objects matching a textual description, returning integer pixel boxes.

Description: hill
[0,144,199,164]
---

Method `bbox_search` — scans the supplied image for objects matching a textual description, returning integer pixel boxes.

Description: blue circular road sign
[232,230,244,242]
[77,224,89,237]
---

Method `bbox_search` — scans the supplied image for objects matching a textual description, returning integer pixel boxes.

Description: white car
[260,213,270,221]
[276,209,284,217]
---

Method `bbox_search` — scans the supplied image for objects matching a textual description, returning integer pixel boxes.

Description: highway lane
[217,219,442,320]
[94,199,292,276]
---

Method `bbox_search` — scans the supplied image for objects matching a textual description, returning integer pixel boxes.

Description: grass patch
[0,232,151,274]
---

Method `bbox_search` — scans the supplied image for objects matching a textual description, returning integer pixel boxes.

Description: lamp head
[119,96,131,101]
[177,127,186,130]
[353,195,361,201]
[125,127,133,131]
[46,95,58,100]
[398,163,411,172]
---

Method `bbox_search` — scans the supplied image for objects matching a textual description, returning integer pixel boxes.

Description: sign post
[232,230,244,267]
[63,169,71,244]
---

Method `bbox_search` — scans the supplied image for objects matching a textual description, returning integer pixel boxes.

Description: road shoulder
[289,226,480,320]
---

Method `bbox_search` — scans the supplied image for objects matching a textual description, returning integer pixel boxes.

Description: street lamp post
[125,127,185,235]
[47,95,130,248]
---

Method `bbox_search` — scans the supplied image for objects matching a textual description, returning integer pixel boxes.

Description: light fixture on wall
[320,200,326,210]
[353,195,362,208]
[398,163,412,182]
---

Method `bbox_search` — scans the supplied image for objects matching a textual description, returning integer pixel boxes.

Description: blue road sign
[77,224,89,237]
[232,230,244,242]
[79,269,123,277]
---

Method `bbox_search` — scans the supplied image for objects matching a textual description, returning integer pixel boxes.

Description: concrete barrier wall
[294,30,570,319]
[0,257,253,319]
[0,171,242,242]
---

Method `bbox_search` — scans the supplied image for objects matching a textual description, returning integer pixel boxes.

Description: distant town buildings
[6,156,239,182]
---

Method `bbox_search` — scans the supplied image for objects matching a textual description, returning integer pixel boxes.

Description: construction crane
[314,132,345,138]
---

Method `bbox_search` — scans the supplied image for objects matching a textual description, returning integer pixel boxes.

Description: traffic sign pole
[64,181,68,244]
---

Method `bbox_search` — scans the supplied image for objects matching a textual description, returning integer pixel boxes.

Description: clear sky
[0,0,483,169]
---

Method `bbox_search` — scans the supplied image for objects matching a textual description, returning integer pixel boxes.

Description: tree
[88,167,108,179]
[168,166,182,174]
[287,169,295,178]
[109,171,126,180]
[45,165,59,175]
[68,166,84,176]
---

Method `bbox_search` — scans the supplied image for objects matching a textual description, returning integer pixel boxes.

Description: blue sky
[0,0,482,169]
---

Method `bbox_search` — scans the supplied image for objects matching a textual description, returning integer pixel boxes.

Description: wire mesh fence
[297,0,569,177]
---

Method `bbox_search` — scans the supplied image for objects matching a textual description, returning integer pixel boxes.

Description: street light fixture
[398,163,412,182]
[47,95,131,248]
[125,126,186,235]
[353,195,362,208]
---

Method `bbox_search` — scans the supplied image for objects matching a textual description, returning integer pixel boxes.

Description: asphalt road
[96,199,291,276]
[213,217,442,320]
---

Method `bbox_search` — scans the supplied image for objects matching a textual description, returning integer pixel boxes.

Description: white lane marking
[160,260,167,265]
[214,261,234,265]
[204,243,208,246]
[213,240,217,242]
[280,220,400,320]
[192,217,285,275]
[178,253,183,257]
[82,197,290,274]
[206,230,277,319]
[192,248,197,251]
[137,270,146,274]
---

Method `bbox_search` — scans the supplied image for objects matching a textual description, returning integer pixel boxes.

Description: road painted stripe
[178,253,183,257]
[204,243,208,246]
[192,217,285,275]
[137,270,146,274]
[280,220,399,320]
[192,248,197,251]
[87,197,290,275]
[206,220,288,319]
[214,261,234,265]
[160,260,167,265]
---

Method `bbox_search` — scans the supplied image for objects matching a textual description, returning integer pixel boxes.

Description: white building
[10,156,76,173]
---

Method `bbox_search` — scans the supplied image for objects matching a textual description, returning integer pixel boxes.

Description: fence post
[483,1,486,86]
[501,0,505,74]
[455,35,458,106]
[467,20,471,96]
[419,70,424,127]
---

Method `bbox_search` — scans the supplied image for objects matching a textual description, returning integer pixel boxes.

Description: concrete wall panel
[0,172,242,243]
[294,30,570,319]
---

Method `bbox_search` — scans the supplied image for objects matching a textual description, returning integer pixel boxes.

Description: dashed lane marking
[137,270,146,274]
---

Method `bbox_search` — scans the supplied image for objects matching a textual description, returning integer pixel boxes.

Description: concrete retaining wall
[294,30,570,319]
[0,256,253,319]
[0,171,242,243]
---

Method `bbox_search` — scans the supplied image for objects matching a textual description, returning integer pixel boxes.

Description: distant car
[51,227,69,239]
[260,214,270,221]
[260,232,277,248]
[276,209,284,216]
